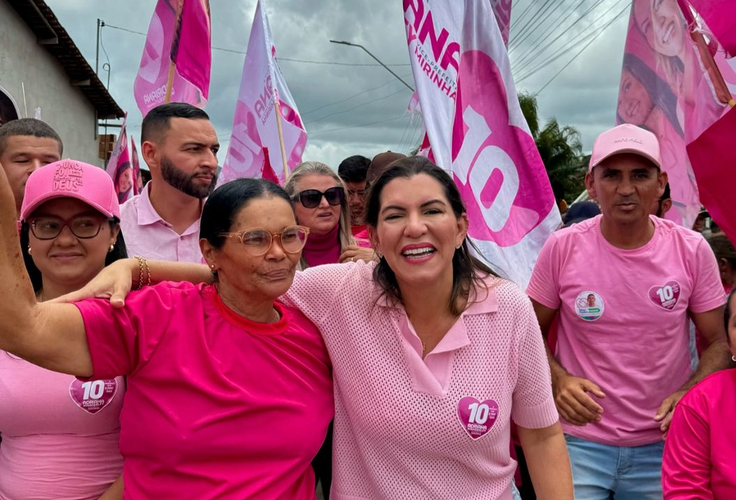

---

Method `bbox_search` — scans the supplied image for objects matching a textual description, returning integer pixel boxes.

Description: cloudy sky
[46,0,631,170]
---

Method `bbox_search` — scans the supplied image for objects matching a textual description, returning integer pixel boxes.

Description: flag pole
[273,92,289,179]
[165,63,175,103]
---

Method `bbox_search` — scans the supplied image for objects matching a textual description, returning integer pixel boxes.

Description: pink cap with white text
[589,124,661,171]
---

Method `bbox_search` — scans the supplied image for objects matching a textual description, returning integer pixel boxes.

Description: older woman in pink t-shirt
[0,168,333,499]
[662,289,736,499]
[66,156,573,499]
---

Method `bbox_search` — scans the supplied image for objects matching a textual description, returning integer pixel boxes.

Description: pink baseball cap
[589,124,662,171]
[20,159,121,221]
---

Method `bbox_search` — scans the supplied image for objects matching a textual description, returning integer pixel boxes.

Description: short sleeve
[526,234,562,310]
[281,263,357,324]
[689,238,726,313]
[74,282,178,379]
[662,400,714,500]
[511,292,559,429]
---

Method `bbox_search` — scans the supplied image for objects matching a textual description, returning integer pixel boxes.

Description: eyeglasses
[293,187,345,209]
[29,215,111,240]
[221,225,310,256]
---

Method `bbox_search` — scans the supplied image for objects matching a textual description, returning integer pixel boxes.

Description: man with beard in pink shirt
[120,103,219,263]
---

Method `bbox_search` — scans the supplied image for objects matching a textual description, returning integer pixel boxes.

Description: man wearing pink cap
[120,103,219,263]
[527,124,729,498]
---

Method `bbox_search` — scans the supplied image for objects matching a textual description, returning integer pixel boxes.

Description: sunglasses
[29,215,112,240]
[220,225,310,256]
[293,187,345,209]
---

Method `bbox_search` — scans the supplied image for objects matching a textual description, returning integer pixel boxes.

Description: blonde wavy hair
[284,161,355,269]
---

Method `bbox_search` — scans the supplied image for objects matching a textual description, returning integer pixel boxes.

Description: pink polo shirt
[74,282,333,500]
[527,215,724,447]
[120,184,203,263]
[662,369,736,499]
[283,262,558,500]
[0,355,124,500]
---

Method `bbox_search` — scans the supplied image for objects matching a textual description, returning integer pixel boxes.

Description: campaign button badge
[575,291,604,321]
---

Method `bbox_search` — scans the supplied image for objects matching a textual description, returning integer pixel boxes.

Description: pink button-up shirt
[119,184,203,263]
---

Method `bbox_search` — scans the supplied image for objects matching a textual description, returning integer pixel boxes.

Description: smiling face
[292,174,342,236]
[370,173,468,291]
[618,68,655,126]
[27,198,118,292]
[205,196,301,302]
[635,0,687,58]
[586,153,667,226]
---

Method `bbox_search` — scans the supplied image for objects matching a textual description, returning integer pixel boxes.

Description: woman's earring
[732,355,736,363]
[27,247,32,255]
[109,244,115,253]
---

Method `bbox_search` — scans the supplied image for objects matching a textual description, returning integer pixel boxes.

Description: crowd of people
[0,102,733,500]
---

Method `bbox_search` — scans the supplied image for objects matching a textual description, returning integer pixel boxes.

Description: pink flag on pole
[105,114,135,204]
[490,0,512,46]
[134,0,211,117]
[683,0,736,58]
[217,0,307,187]
[130,137,142,196]
[404,0,560,287]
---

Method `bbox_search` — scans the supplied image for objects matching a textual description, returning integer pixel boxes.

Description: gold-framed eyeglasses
[220,225,310,256]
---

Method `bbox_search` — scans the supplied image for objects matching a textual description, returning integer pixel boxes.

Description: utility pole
[95,19,101,75]
[329,40,414,92]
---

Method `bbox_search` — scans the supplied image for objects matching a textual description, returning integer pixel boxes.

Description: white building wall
[0,0,103,166]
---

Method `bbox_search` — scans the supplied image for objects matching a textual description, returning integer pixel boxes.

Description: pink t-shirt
[283,262,558,500]
[527,215,724,447]
[120,184,203,263]
[74,282,333,500]
[662,369,736,499]
[0,354,124,500]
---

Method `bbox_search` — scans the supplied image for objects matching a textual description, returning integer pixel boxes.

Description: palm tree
[518,92,585,203]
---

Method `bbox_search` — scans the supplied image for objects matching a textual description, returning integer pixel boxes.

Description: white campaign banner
[218,0,307,186]
[404,0,560,287]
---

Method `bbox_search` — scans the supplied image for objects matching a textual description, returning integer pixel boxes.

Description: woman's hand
[339,245,377,264]
[52,258,138,309]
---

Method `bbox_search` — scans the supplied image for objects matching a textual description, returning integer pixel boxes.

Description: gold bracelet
[143,257,151,287]
[135,257,145,290]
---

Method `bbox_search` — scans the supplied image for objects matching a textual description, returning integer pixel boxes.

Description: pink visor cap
[589,124,662,171]
[20,159,121,221]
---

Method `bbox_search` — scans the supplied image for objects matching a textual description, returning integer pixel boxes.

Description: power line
[508,0,559,53]
[306,87,409,125]
[102,23,409,67]
[511,0,586,63]
[509,0,544,34]
[534,4,629,95]
[301,73,413,116]
[310,114,409,137]
[513,0,619,75]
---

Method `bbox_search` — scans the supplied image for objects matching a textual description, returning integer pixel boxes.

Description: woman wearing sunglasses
[285,161,374,269]
[0,167,333,499]
[52,157,573,499]
[0,159,127,499]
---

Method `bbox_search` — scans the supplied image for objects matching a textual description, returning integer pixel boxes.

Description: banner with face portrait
[217,0,307,187]
[616,0,732,228]
[105,114,135,204]
[404,0,560,288]
[134,0,211,117]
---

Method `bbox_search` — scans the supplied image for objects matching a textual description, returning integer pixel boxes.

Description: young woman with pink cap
[0,159,127,499]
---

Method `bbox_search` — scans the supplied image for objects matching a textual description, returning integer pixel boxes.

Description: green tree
[518,92,586,201]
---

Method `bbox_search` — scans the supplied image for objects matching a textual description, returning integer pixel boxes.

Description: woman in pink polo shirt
[662,288,736,499]
[0,169,333,499]
[71,156,573,499]
[0,159,126,500]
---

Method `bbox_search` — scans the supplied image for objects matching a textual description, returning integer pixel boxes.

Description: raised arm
[0,167,91,376]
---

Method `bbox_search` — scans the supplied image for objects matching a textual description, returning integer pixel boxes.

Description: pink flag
[217,0,307,187]
[105,114,135,204]
[490,0,512,46]
[683,0,736,57]
[134,0,211,117]
[687,107,736,243]
[130,137,142,196]
[404,0,560,287]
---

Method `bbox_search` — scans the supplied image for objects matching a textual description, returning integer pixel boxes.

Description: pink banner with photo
[130,137,142,196]
[217,0,307,187]
[404,0,560,288]
[105,114,135,204]
[134,0,211,117]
